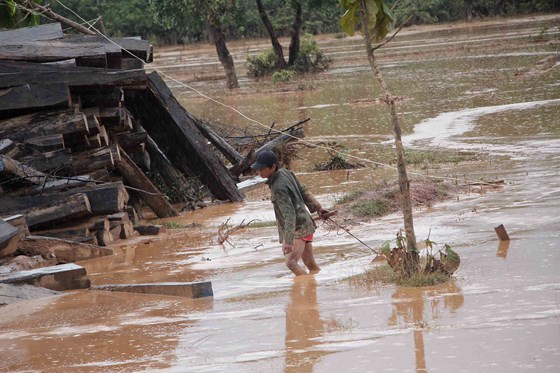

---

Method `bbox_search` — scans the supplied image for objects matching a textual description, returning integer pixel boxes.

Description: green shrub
[272,69,297,83]
[292,34,332,73]
[246,34,331,78]
[246,49,278,77]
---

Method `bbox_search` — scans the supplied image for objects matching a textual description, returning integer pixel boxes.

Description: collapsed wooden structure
[0,22,247,266]
[0,22,307,281]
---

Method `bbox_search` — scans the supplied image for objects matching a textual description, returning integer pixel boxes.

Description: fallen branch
[217,218,256,246]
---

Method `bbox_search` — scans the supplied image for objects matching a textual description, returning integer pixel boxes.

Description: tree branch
[17,0,97,35]
[372,14,413,52]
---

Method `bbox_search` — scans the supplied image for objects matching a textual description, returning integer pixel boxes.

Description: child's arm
[293,173,329,217]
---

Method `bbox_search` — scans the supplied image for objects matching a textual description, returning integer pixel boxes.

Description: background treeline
[40,0,560,44]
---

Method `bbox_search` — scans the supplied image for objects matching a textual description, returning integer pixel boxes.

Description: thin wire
[53,0,498,187]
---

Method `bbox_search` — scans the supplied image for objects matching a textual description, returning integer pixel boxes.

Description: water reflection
[284,276,326,373]
[389,282,464,373]
[496,240,510,258]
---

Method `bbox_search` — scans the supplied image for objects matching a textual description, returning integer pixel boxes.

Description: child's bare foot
[308,267,321,275]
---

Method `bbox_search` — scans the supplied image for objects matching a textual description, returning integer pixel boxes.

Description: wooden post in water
[494,224,510,241]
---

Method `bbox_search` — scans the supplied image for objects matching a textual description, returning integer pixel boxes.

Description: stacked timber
[0,23,249,272]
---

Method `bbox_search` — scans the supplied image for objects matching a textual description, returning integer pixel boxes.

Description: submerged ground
[1,15,559,372]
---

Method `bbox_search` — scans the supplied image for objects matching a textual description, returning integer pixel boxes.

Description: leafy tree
[148,0,239,89]
[341,0,419,276]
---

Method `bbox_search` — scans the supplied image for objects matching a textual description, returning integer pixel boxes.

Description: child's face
[256,165,275,179]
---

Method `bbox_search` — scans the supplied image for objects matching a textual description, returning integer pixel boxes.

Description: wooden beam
[0,60,147,89]
[124,72,244,202]
[25,193,92,231]
[0,40,109,63]
[0,83,70,119]
[0,220,20,257]
[116,149,178,217]
[0,23,63,43]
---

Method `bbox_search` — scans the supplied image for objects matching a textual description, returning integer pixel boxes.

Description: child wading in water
[252,151,330,276]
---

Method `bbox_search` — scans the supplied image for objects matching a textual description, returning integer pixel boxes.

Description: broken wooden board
[18,236,112,262]
[92,281,213,298]
[0,263,90,291]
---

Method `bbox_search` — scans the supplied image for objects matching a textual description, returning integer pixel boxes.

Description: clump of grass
[336,190,365,205]
[348,265,400,287]
[348,265,450,288]
[163,222,185,229]
[404,149,477,165]
[351,199,389,217]
[396,271,450,287]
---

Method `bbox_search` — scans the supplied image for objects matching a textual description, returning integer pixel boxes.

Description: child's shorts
[301,233,314,242]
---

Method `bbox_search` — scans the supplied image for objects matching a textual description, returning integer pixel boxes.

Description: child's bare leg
[302,242,321,274]
[285,239,307,276]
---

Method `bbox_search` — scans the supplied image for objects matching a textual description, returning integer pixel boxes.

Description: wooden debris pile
[0,23,245,270]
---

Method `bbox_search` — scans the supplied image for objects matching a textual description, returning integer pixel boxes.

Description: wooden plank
[2,214,30,240]
[195,119,244,166]
[18,149,72,173]
[0,83,70,119]
[25,193,92,230]
[23,134,65,152]
[124,72,244,202]
[92,282,213,298]
[0,60,147,89]
[63,35,152,62]
[0,23,63,43]
[0,40,114,63]
[0,109,87,142]
[116,149,178,217]
[0,263,91,290]
[0,220,19,257]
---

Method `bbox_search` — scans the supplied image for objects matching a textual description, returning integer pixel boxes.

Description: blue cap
[251,151,278,170]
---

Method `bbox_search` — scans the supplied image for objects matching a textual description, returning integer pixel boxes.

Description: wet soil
[1,14,560,373]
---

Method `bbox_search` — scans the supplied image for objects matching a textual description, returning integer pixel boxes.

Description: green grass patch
[335,190,365,205]
[163,222,184,229]
[395,271,450,287]
[348,265,451,288]
[347,265,400,287]
[404,149,477,165]
[351,199,389,217]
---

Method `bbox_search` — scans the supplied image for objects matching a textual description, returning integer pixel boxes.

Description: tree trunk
[359,1,418,271]
[256,0,286,69]
[288,0,303,67]
[464,0,473,22]
[207,12,239,89]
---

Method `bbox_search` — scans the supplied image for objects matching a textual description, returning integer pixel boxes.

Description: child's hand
[282,243,293,255]
[318,208,331,219]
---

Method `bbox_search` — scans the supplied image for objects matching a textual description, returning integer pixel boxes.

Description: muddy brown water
[1,16,560,372]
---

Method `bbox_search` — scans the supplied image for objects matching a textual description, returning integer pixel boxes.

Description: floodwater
[1,15,560,373]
